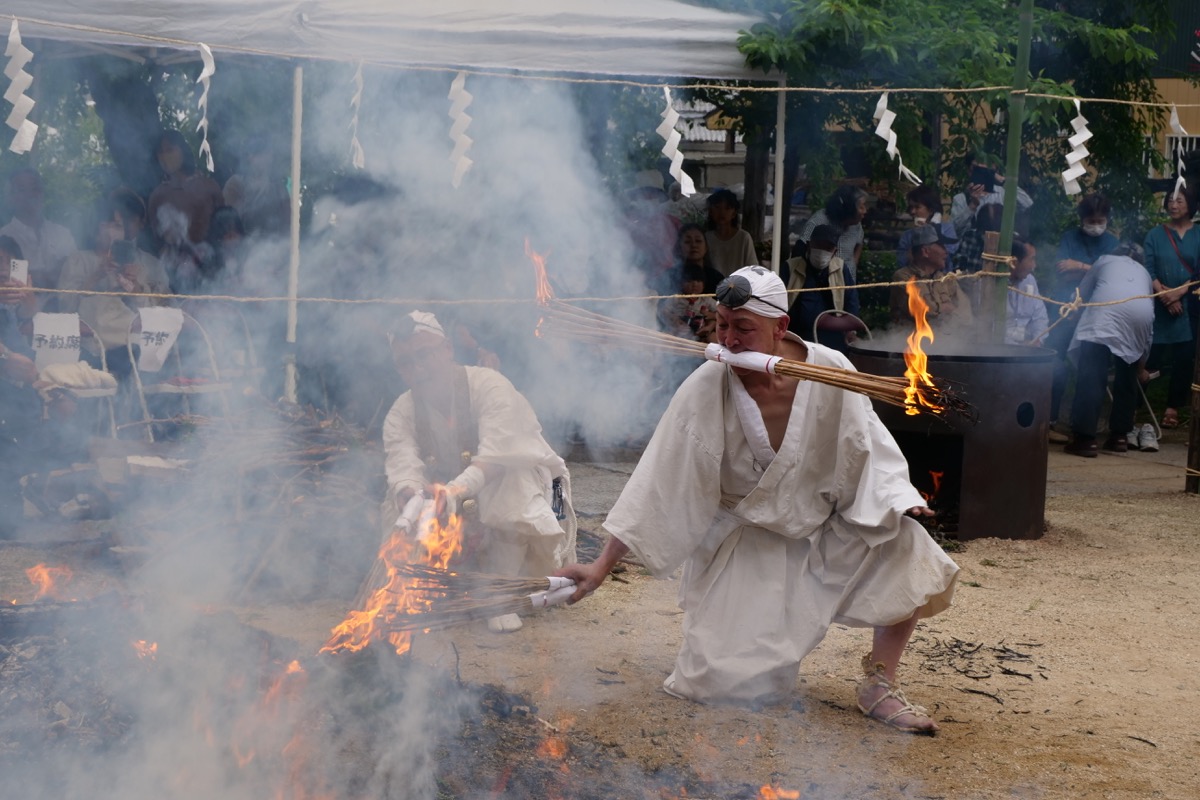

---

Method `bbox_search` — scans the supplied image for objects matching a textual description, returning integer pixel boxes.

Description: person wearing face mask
[896,185,958,267]
[1046,194,1120,438]
[787,225,861,352]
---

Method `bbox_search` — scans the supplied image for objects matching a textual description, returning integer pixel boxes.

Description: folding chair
[186,302,266,386]
[127,308,232,441]
[29,312,119,437]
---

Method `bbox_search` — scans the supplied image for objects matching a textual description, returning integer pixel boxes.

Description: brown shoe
[1064,439,1098,458]
[1102,435,1128,453]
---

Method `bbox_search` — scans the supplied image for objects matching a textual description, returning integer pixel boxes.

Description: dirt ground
[3,440,1199,799]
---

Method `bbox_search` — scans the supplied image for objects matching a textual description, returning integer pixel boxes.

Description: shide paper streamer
[1060,99,1092,196]
[1169,104,1188,197]
[3,20,37,154]
[656,88,695,197]
[195,43,215,172]
[872,93,921,185]
[349,61,365,169]
[447,71,473,188]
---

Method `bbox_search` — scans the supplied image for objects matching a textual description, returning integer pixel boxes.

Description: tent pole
[770,76,787,273]
[284,64,303,403]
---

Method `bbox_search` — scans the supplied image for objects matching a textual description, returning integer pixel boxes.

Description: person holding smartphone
[949,154,1033,233]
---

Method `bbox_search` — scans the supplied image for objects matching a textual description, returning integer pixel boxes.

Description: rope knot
[1059,288,1084,319]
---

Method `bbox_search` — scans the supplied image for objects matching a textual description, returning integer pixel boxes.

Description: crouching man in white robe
[558,267,959,734]
[383,311,577,633]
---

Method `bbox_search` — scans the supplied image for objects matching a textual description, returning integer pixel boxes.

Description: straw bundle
[538,300,973,421]
[380,565,576,633]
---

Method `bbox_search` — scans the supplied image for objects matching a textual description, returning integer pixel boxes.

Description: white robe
[382,366,576,576]
[604,340,959,704]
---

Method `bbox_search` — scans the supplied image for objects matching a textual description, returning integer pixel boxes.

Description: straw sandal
[856,656,937,735]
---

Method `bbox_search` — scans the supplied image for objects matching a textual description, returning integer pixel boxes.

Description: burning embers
[321,484,464,656]
[24,563,75,602]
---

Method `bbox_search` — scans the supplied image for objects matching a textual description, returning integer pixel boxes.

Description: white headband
[726,265,788,319]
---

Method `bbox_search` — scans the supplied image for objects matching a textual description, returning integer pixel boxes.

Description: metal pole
[284,64,303,403]
[770,77,787,273]
[994,0,1034,342]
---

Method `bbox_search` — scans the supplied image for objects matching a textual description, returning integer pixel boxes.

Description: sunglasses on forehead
[714,274,788,314]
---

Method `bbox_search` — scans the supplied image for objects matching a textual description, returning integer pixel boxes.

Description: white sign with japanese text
[31,312,81,369]
[135,307,183,373]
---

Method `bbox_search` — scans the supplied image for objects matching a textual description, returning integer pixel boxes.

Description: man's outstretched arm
[555,535,630,604]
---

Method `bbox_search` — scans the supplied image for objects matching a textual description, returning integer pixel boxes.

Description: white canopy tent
[5,1,764,80]
[5,1,784,399]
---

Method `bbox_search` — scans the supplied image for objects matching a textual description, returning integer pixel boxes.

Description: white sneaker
[1137,423,1159,452]
[1125,429,1140,449]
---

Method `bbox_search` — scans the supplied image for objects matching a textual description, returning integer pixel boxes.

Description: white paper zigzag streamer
[872,93,921,185]
[1169,104,1188,198]
[655,88,695,197]
[1060,99,1093,196]
[447,71,473,188]
[195,43,215,172]
[349,62,365,170]
[4,20,37,154]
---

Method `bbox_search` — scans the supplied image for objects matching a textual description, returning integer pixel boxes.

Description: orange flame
[902,278,941,416]
[537,736,568,760]
[920,469,944,505]
[526,239,554,338]
[526,239,553,305]
[25,563,73,600]
[133,640,158,660]
[759,786,801,800]
[321,485,464,656]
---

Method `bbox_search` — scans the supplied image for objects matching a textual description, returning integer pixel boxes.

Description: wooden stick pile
[538,300,973,421]
[380,564,575,633]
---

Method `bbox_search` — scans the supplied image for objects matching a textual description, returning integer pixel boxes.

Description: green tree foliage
[694,0,1178,249]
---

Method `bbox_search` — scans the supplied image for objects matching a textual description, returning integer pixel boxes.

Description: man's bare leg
[856,611,938,734]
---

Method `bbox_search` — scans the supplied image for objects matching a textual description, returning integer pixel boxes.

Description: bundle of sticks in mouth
[537,299,974,421]
[383,564,577,633]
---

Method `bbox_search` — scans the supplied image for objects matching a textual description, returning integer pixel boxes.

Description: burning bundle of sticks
[536,299,972,421]
[381,564,576,633]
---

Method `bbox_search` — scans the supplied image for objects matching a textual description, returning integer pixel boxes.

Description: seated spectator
[799,185,866,280]
[0,168,77,299]
[1064,244,1155,457]
[949,154,1033,234]
[788,224,861,352]
[890,224,973,332]
[1005,238,1049,345]
[110,187,159,261]
[897,184,957,267]
[657,224,722,342]
[148,129,225,249]
[223,136,290,237]
[76,238,165,382]
[1047,192,1120,434]
[0,238,84,534]
[0,235,37,327]
[59,203,170,315]
[657,264,718,343]
[1142,188,1199,429]
[704,189,758,276]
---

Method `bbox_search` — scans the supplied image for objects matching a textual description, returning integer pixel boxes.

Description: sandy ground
[3,439,1199,798]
